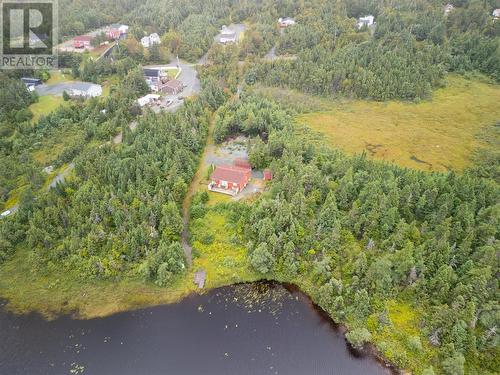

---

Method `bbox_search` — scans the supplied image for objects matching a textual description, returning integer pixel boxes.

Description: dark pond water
[0,283,391,375]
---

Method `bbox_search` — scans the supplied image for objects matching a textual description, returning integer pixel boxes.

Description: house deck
[208,184,237,196]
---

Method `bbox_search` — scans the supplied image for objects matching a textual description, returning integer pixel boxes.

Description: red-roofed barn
[209,165,251,195]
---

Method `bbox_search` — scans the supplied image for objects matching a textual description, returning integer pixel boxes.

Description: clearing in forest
[297,75,500,171]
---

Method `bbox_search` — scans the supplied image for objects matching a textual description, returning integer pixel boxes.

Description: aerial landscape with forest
[0,0,499,374]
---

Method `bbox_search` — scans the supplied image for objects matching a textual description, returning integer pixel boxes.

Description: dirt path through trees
[181,115,216,266]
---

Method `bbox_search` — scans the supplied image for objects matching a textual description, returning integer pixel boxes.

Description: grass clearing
[30,95,65,123]
[296,75,500,171]
[190,207,259,288]
[0,247,199,319]
[367,300,438,372]
[46,70,72,84]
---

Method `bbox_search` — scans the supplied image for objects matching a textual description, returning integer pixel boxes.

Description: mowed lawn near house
[297,75,500,171]
[29,95,65,124]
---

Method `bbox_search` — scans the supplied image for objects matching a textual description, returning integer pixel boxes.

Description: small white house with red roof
[107,24,129,40]
[209,165,251,195]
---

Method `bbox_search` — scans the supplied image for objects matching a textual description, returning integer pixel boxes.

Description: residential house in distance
[493,9,500,19]
[141,33,161,48]
[144,68,162,91]
[149,33,161,44]
[278,17,296,28]
[444,3,454,15]
[356,15,375,30]
[164,79,183,95]
[209,165,251,196]
[107,24,129,40]
[219,26,237,44]
[73,35,93,49]
[21,77,42,91]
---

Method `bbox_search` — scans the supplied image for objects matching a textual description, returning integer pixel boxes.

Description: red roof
[210,165,250,185]
[234,159,251,170]
[74,35,93,41]
[263,169,273,180]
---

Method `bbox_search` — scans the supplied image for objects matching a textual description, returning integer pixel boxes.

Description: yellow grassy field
[297,75,500,171]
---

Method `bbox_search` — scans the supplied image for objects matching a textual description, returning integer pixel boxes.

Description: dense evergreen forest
[0,0,498,374]
[208,93,499,374]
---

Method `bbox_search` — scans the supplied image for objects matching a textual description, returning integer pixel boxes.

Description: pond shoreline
[1,279,399,375]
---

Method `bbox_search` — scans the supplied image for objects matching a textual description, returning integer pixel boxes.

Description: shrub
[407,335,423,352]
[346,328,372,350]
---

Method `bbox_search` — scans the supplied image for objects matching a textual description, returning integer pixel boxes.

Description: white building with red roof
[208,165,251,195]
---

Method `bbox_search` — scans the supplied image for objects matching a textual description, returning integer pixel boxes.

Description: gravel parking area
[35,81,101,96]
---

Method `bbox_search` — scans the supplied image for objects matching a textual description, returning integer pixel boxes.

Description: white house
[141,33,161,48]
[137,94,160,107]
[444,3,454,15]
[149,33,161,45]
[278,17,296,27]
[119,24,129,35]
[357,15,375,30]
[493,9,500,19]
[219,26,237,44]
[141,36,151,48]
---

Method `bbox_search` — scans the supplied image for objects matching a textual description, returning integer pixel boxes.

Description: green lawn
[296,75,500,171]
[46,70,72,84]
[0,246,199,319]
[190,207,259,288]
[30,95,65,123]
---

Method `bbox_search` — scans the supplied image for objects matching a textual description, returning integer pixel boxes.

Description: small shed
[220,26,237,44]
[263,169,273,181]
